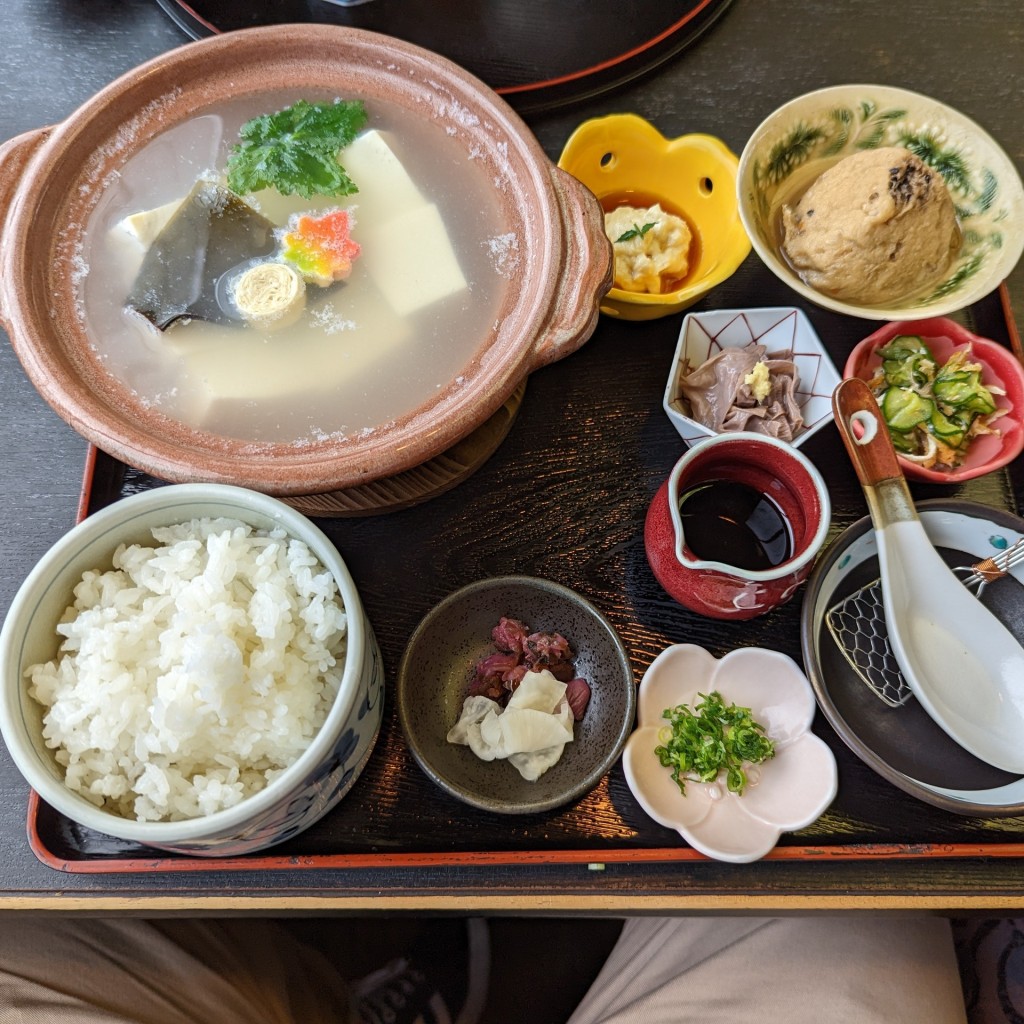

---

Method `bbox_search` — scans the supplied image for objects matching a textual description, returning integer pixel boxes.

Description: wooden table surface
[1,0,1024,913]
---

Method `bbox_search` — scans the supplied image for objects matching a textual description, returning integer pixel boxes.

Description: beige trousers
[0,915,966,1023]
[567,916,968,1024]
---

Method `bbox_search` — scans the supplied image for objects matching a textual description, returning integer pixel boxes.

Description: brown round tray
[284,382,524,517]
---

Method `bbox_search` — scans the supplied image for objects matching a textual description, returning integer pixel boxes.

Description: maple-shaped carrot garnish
[280,209,361,287]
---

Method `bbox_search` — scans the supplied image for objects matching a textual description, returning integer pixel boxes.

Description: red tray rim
[28,787,1024,872]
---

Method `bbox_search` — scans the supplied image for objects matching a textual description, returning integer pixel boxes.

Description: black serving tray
[29,280,1024,873]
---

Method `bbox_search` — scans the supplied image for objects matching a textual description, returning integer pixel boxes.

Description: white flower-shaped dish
[662,307,840,449]
[623,644,838,863]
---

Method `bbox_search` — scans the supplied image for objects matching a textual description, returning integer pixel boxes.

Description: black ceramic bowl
[801,499,1024,816]
[397,576,635,814]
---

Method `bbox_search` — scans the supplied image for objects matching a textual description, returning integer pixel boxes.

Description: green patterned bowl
[738,85,1024,320]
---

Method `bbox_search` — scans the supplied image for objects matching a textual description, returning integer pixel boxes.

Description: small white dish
[662,307,840,448]
[623,644,837,863]
[801,499,1024,815]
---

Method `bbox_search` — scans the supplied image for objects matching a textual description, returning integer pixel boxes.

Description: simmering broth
[78,91,509,445]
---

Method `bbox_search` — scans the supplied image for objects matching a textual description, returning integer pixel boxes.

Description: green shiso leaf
[226,99,368,200]
[616,221,657,243]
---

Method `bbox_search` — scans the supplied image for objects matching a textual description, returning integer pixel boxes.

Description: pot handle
[0,127,52,326]
[0,127,51,230]
[526,165,612,372]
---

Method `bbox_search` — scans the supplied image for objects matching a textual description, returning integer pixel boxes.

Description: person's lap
[0,918,355,1024]
[568,916,966,1024]
[0,914,967,1024]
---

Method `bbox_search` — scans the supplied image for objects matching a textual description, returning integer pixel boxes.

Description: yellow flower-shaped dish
[558,113,751,321]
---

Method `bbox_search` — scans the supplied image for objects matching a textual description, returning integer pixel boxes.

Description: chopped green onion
[653,691,775,797]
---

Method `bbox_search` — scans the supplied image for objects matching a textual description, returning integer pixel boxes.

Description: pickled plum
[470,617,590,720]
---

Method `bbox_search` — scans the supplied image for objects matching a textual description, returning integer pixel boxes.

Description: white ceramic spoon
[834,378,1024,774]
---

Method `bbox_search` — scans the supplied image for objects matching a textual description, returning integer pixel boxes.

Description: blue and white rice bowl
[0,484,384,856]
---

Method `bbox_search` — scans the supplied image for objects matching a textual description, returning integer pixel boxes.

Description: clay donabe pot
[0,25,611,496]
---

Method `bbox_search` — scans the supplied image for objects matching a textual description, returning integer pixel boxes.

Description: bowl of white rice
[0,483,383,856]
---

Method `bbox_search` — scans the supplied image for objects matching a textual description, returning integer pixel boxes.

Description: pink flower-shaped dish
[844,318,1024,483]
[623,644,837,863]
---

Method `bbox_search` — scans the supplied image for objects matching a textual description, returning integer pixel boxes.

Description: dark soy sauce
[678,479,793,571]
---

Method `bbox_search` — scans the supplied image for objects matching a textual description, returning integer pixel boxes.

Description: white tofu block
[249,130,424,228]
[360,202,468,317]
[341,130,426,221]
[115,198,184,247]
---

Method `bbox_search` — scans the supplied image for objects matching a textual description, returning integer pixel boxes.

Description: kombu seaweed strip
[126,182,277,330]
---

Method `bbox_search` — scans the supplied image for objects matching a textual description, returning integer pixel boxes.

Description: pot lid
[153,0,735,113]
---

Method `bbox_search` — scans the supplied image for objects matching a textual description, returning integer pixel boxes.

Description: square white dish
[663,307,840,447]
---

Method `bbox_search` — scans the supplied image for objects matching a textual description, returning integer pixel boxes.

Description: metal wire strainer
[826,539,1024,707]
